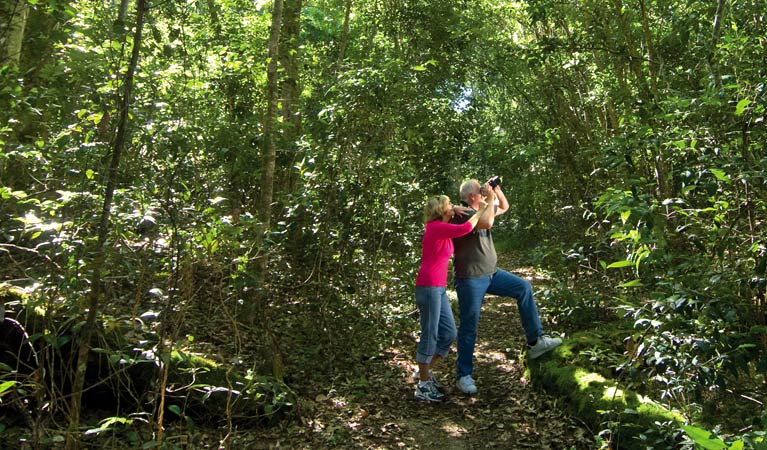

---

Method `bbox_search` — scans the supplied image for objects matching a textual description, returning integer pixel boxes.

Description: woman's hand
[453,205,471,217]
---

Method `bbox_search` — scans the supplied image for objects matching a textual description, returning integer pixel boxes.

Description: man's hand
[482,183,496,202]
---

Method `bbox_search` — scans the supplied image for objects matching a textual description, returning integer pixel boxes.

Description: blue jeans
[454,269,544,378]
[415,286,457,364]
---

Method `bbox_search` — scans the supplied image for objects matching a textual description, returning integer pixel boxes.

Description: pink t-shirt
[415,220,474,287]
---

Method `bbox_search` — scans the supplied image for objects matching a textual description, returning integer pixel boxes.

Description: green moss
[527,331,684,449]
[0,283,29,301]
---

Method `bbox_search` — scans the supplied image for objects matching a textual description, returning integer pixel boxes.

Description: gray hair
[459,179,480,202]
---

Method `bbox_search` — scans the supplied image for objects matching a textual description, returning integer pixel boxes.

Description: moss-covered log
[526,332,684,450]
[164,350,295,424]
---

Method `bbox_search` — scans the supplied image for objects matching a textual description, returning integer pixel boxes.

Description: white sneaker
[528,335,562,359]
[456,375,478,394]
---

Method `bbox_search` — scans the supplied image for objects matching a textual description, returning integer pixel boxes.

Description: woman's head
[424,195,452,222]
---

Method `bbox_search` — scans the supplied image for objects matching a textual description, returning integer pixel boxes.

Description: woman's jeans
[415,286,457,364]
[454,269,543,378]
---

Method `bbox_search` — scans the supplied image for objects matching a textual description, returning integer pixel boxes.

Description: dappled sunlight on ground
[256,264,593,449]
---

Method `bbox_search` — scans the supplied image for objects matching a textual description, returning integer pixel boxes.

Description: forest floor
[220,266,596,450]
[2,264,598,449]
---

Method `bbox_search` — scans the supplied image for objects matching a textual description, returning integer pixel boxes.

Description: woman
[413,186,494,401]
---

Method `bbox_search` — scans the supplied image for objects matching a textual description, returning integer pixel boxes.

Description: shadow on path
[254,267,594,449]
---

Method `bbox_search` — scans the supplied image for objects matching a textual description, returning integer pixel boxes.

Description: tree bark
[709,0,727,86]
[258,0,284,255]
[250,0,286,382]
[612,0,650,104]
[638,0,658,95]
[278,0,303,195]
[337,0,352,67]
[65,0,147,448]
[1,0,29,67]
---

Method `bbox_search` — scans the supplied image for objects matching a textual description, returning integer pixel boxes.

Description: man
[451,178,562,395]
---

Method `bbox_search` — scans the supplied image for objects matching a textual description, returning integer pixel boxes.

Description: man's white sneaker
[456,374,478,394]
[528,335,563,359]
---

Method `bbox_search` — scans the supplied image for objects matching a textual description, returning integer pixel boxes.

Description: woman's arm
[466,200,490,229]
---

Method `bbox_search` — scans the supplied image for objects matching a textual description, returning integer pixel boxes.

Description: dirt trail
[250,268,593,449]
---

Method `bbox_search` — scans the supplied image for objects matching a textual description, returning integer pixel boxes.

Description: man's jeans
[454,269,543,378]
[415,286,457,364]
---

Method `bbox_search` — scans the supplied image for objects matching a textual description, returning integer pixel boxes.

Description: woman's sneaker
[412,369,444,391]
[528,335,563,359]
[414,380,445,402]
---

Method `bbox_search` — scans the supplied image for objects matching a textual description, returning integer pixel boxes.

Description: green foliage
[682,422,767,450]
[527,332,684,450]
[2,0,766,445]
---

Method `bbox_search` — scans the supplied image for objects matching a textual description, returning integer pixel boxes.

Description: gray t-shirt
[451,208,497,278]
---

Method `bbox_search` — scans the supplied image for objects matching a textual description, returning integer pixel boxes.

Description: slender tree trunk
[117,0,130,23]
[612,0,650,103]
[1,0,29,66]
[709,0,727,86]
[279,0,303,195]
[65,0,147,448]
[258,0,284,256]
[250,0,285,382]
[337,0,352,67]
[638,0,658,95]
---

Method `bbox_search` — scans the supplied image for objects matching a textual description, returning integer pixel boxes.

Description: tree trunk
[612,0,650,104]
[65,0,147,448]
[278,0,303,195]
[1,0,29,67]
[337,0,352,67]
[638,0,658,95]
[257,0,284,261]
[250,0,285,382]
[709,0,727,86]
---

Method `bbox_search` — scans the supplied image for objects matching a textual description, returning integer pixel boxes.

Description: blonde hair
[424,195,452,222]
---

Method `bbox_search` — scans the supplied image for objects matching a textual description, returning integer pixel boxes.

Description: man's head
[459,179,482,206]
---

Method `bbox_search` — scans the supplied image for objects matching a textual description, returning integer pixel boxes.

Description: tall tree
[278,0,303,195]
[251,0,286,381]
[65,0,148,447]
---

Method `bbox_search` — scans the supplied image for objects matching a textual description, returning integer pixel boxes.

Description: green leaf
[412,65,428,71]
[0,380,18,396]
[682,425,727,450]
[735,99,751,116]
[710,168,730,182]
[619,279,644,288]
[168,405,182,416]
[736,344,756,350]
[607,260,634,269]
